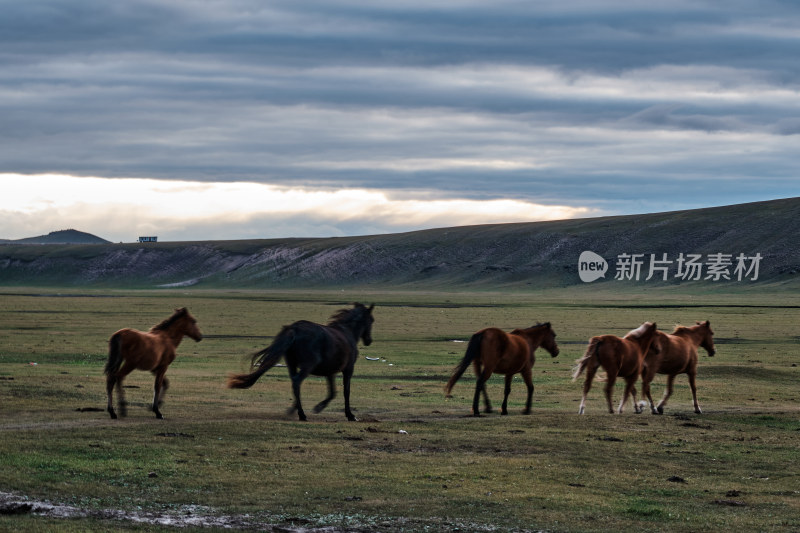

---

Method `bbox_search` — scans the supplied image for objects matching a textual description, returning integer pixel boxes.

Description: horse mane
[671,324,691,335]
[327,303,370,327]
[150,308,188,332]
[625,322,653,339]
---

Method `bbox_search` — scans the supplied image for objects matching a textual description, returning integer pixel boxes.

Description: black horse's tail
[445,331,484,397]
[104,332,123,376]
[227,326,296,389]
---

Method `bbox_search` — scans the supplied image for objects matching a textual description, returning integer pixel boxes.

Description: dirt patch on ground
[0,491,371,531]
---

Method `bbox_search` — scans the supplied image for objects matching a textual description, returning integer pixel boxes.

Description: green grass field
[0,287,798,532]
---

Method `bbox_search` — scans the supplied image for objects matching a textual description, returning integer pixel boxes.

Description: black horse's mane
[151,307,189,332]
[327,303,369,327]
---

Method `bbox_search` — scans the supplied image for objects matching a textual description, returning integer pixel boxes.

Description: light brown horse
[445,322,559,416]
[640,321,715,414]
[104,307,202,419]
[573,322,658,414]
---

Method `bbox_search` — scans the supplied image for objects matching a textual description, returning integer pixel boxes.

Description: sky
[1,1,798,242]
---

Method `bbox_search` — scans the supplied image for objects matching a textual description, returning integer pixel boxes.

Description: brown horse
[227,303,374,421]
[104,307,202,419]
[445,322,559,416]
[640,321,715,414]
[572,322,658,415]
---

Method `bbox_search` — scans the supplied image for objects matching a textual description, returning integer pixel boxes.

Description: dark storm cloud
[2,0,799,217]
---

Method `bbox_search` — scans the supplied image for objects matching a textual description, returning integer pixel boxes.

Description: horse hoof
[347,415,358,422]
[109,411,117,420]
[657,406,664,415]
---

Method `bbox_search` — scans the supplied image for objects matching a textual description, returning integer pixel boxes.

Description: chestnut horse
[445,322,559,416]
[227,303,374,421]
[105,307,203,419]
[572,322,658,414]
[640,321,715,414]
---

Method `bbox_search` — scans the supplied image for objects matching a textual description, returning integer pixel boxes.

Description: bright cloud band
[0,174,591,242]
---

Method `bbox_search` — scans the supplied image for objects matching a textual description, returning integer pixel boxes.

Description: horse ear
[368,303,375,312]
[544,322,551,328]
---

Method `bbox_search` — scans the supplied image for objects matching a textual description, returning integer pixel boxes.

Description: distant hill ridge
[0,198,798,289]
[0,229,110,245]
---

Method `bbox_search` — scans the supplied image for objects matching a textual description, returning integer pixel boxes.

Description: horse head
[177,307,203,342]
[697,320,715,356]
[359,303,375,346]
[538,322,560,358]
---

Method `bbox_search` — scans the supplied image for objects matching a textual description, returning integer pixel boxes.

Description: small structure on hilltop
[138,236,158,243]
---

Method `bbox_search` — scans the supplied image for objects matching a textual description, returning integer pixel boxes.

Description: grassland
[0,287,798,532]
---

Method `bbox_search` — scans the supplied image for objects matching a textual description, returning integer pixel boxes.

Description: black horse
[227,303,374,421]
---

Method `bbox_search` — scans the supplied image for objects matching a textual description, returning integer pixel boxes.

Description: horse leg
[471,361,492,415]
[688,371,702,414]
[342,368,357,422]
[112,362,134,418]
[642,373,658,414]
[290,367,312,421]
[578,365,598,415]
[152,369,167,419]
[501,374,513,415]
[656,374,676,414]
[522,368,534,415]
[158,377,170,407]
[618,376,637,414]
[604,372,618,414]
[631,385,643,414]
[472,377,484,416]
[106,373,118,419]
[313,375,337,414]
[481,382,493,414]
[473,366,495,416]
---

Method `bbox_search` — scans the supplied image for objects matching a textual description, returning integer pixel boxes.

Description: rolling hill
[0,198,798,289]
[0,229,110,245]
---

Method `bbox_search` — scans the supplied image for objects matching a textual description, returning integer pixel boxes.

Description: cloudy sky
[1,1,798,242]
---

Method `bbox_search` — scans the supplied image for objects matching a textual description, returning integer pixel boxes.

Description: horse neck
[674,326,704,347]
[154,326,187,347]
[518,328,545,348]
[331,319,364,343]
[632,329,656,350]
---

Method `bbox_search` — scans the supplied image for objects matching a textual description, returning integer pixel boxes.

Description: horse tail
[445,331,484,396]
[104,332,123,376]
[572,337,602,381]
[227,326,295,389]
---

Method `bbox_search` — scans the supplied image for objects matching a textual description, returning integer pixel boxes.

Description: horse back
[287,321,355,376]
[112,328,175,371]
[596,334,645,377]
[655,332,697,374]
[478,328,529,374]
